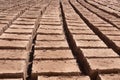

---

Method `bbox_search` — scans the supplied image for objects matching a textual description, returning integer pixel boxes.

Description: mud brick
[16,18,36,22]
[93,23,113,27]
[34,49,74,59]
[0,60,25,77]
[0,78,23,80]
[0,49,27,60]
[81,48,119,57]
[101,30,120,35]
[73,34,100,40]
[0,33,31,40]
[0,40,28,49]
[36,34,65,41]
[10,24,34,29]
[76,40,107,48]
[41,18,61,22]
[97,27,118,31]
[100,74,120,80]
[107,35,120,41]
[39,25,62,30]
[32,60,81,74]
[68,23,87,27]
[40,21,61,26]
[37,29,63,35]
[38,76,90,80]
[86,58,120,73]
[0,20,9,24]
[5,28,33,34]
[70,29,95,35]
[13,20,35,25]
[35,41,68,49]
[113,41,120,46]
[67,22,86,26]
[68,26,90,30]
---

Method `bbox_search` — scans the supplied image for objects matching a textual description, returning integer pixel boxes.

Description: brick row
[32,0,86,80]
[70,0,120,79]
[0,0,49,79]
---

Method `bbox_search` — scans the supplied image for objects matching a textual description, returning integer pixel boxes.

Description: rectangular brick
[0,60,25,77]
[32,60,81,74]
[87,58,120,73]
[0,78,23,80]
[39,25,62,30]
[97,27,118,31]
[35,41,68,49]
[36,34,65,41]
[0,33,31,40]
[34,49,74,60]
[73,34,100,40]
[100,74,120,80]
[81,48,119,57]
[5,28,33,34]
[40,21,61,25]
[75,40,107,48]
[0,40,28,49]
[37,29,63,35]
[68,26,90,30]
[13,20,35,25]
[38,76,90,80]
[9,24,34,29]
[70,29,95,35]
[101,30,120,35]
[0,49,27,60]
[107,35,120,41]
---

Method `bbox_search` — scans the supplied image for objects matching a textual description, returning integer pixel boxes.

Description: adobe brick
[34,49,74,59]
[0,40,28,49]
[0,33,31,40]
[32,60,81,74]
[0,60,25,77]
[36,34,65,41]
[87,58,120,73]
[38,76,90,80]
[81,48,119,57]
[73,34,100,40]
[0,49,27,60]
[75,40,107,48]
[35,41,68,49]
[100,74,120,80]
[5,28,33,34]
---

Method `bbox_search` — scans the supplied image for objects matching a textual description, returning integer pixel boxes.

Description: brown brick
[35,41,68,49]
[38,76,90,80]
[70,29,95,34]
[100,74,120,80]
[81,48,119,57]
[39,25,62,30]
[5,28,32,34]
[107,35,120,41]
[73,34,100,40]
[0,40,28,49]
[0,49,27,60]
[10,24,34,29]
[0,33,31,40]
[0,60,25,77]
[0,78,22,80]
[34,50,74,59]
[87,58,120,73]
[36,35,65,41]
[76,40,107,48]
[37,29,63,35]
[101,30,120,35]
[32,60,81,74]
